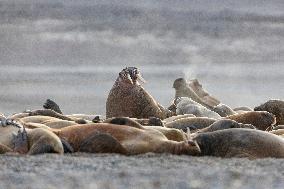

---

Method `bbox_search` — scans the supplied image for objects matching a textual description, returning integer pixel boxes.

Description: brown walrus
[105,117,186,142]
[52,123,200,155]
[0,117,63,155]
[193,128,284,159]
[254,100,284,125]
[173,78,216,109]
[188,78,220,107]
[106,67,175,119]
[226,111,276,131]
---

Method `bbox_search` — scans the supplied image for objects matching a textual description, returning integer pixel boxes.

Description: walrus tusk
[137,73,146,84]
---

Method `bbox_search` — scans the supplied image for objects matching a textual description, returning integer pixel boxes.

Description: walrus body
[254,100,284,125]
[213,104,236,117]
[165,117,216,132]
[20,116,61,124]
[104,117,185,141]
[53,123,200,155]
[106,67,174,119]
[193,128,284,158]
[226,111,276,130]
[0,126,63,155]
[176,97,221,119]
[196,119,256,133]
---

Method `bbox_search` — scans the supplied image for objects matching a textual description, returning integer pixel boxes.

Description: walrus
[163,114,196,123]
[165,117,216,132]
[213,104,236,117]
[192,128,284,159]
[176,97,221,119]
[254,100,284,125]
[188,78,220,107]
[106,67,175,119]
[195,119,256,133]
[226,111,276,131]
[52,123,200,155]
[173,78,213,109]
[0,117,63,155]
[104,117,186,142]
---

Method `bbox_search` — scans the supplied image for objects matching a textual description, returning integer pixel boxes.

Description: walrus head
[118,67,146,85]
[173,78,187,89]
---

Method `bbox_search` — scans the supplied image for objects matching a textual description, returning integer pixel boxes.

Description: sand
[0,153,284,189]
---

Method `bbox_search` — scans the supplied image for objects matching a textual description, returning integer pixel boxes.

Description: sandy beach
[1,153,284,189]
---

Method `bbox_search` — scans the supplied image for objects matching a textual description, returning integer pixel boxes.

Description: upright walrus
[193,128,284,159]
[106,67,175,119]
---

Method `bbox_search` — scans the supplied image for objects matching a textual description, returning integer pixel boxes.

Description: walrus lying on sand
[195,119,256,133]
[106,67,175,119]
[0,116,63,155]
[193,128,284,159]
[165,117,216,132]
[51,123,200,155]
[254,99,284,125]
[226,111,276,131]
[176,97,221,119]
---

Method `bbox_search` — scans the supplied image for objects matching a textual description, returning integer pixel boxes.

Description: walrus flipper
[79,133,128,154]
[60,138,74,153]
[43,99,63,114]
[0,143,13,154]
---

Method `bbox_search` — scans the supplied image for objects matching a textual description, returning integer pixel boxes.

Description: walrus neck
[115,78,139,87]
[175,89,187,98]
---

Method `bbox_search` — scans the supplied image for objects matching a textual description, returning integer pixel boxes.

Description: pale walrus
[173,78,213,109]
[188,78,220,107]
[106,67,175,119]
[254,100,284,125]
[193,128,284,159]
[176,97,221,119]
[0,117,64,155]
[52,123,200,155]
[226,111,276,131]
[165,117,216,132]
[213,104,236,117]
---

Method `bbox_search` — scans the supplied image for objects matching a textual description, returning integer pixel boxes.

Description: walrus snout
[119,67,146,85]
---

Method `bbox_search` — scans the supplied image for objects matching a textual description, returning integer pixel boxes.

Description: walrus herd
[1,67,284,159]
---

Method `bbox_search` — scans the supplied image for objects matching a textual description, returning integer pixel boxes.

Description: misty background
[0,0,283,115]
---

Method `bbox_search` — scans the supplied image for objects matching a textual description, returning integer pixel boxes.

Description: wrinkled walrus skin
[193,128,284,159]
[106,67,174,119]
